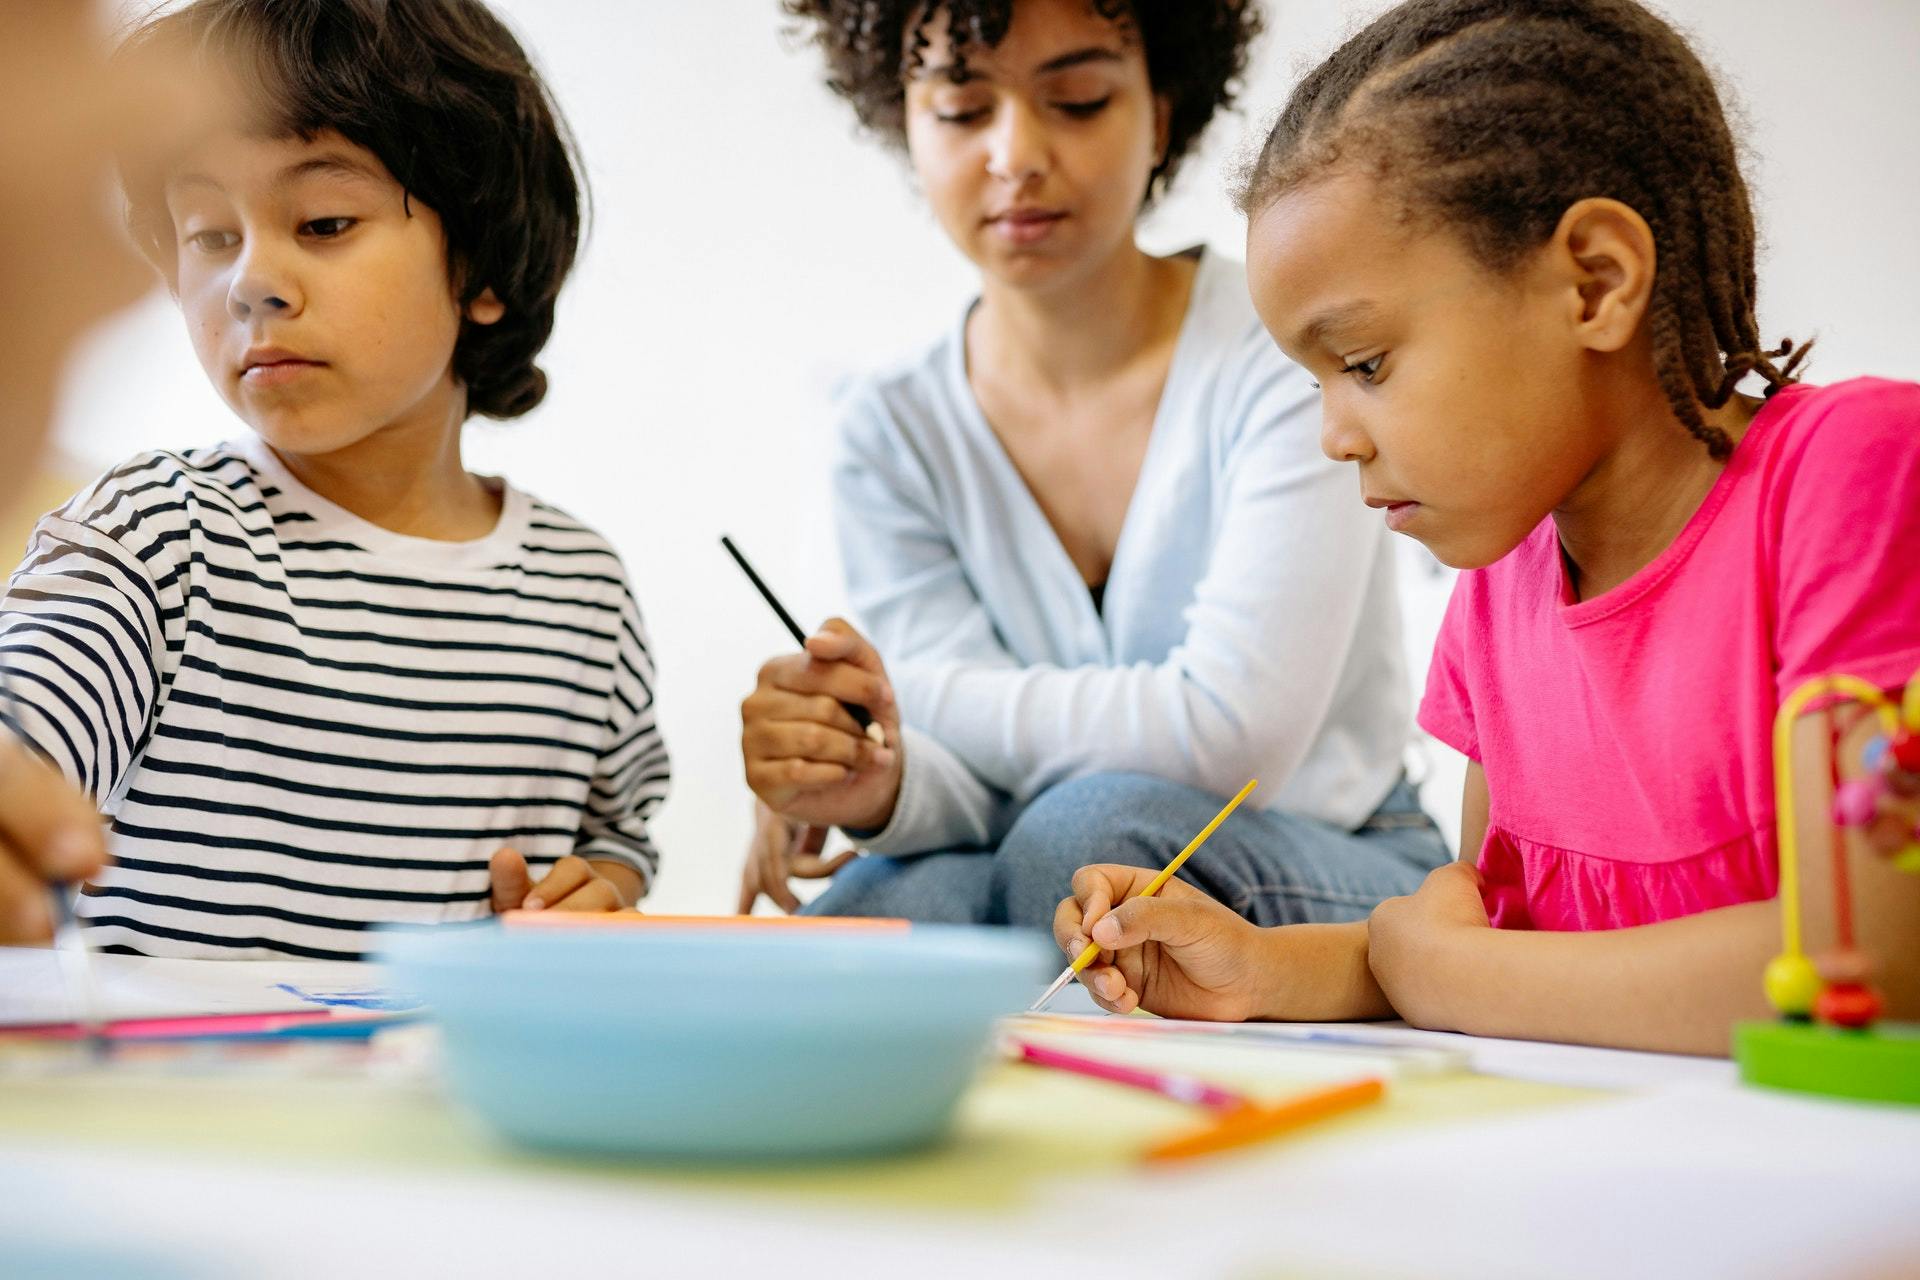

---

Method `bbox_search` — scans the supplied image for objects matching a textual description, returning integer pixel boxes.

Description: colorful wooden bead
[1896,844,1920,875]
[1867,811,1915,856]
[1814,982,1882,1030]
[1814,948,1875,985]
[1862,734,1891,773]
[1891,728,1920,774]
[1764,953,1823,1018]
[1832,778,1882,827]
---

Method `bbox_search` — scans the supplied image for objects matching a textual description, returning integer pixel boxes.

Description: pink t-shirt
[1419,378,1920,931]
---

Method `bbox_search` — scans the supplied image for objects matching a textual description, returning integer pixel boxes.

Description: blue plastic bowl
[380,924,1054,1160]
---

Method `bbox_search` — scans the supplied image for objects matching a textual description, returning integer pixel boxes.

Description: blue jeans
[802,772,1449,928]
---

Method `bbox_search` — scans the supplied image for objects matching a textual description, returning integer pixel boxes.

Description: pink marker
[1011,1039,1247,1112]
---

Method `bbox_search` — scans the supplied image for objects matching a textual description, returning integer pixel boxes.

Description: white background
[57,0,1920,913]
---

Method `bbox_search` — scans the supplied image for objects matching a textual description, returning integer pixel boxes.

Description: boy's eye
[1054,96,1111,118]
[935,106,991,126]
[1341,355,1386,383]
[185,229,239,253]
[302,217,357,238]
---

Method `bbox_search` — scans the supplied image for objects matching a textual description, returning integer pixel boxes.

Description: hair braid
[1237,0,1811,456]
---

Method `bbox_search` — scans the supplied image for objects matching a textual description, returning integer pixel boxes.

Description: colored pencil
[47,883,107,1058]
[1028,778,1258,1013]
[720,535,885,745]
[1010,1038,1247,1110]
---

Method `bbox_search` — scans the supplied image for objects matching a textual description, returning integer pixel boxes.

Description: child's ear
[1553,197,1655,354]
[465,288,505,326]
[1153,94,1172,168]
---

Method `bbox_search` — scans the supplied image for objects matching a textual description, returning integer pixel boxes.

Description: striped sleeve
[0,512,170,803]
[574,586,668,890]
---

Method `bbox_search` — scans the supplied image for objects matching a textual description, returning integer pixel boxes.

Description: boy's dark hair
[782,0,1263,205]
[1237,0,1807,459]
[119,0,581,421]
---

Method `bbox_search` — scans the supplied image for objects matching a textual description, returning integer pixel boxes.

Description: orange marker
[1144,1077,1385,1163]
[499,911,910,932]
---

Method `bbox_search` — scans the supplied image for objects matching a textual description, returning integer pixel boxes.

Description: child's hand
[737,801,855,914]
[0,732,107,942]
[1366,860,1491,1026]
[489,848,638,914]
[1052,865,1273,1021]
[741,618,903,833]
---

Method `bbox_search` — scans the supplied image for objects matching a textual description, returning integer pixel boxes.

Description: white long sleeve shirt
[835,250,1409,855]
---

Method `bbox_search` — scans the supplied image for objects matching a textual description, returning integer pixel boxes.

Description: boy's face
[164,127,500,457]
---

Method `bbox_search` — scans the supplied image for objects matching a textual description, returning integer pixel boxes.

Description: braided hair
[783,0,1262,205]
[1238,0,1808,459]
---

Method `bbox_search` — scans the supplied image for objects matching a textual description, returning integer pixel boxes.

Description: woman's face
[903,0,1168,293]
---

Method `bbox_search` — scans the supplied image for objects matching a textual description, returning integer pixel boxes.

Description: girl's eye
[1055,96,1111,118]
[185,229,238,253]
[302,217,357,238]
[1341,355,1386,383]
[935,107,991,126]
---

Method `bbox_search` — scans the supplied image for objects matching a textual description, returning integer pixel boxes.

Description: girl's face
[903,0,1168,293]
[1246,169,1616,570]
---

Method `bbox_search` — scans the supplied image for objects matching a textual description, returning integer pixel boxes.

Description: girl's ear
[466,287,505,326]
[1153,93,1172,168]
[1554,197,1656,354]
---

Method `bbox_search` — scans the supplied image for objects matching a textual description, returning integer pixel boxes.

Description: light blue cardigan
[835,251,1410,855]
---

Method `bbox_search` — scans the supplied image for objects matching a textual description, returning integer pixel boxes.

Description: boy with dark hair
[0,0,668,959]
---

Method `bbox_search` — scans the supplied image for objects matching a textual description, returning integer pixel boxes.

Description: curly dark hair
[118,0,581,421]
[782,0,1263,204]
[1237,0,1808,460]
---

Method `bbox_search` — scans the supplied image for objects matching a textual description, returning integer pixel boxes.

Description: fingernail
[523,897,545,912]
[1092,918,1119,946]
[874,748,896,768]
[46,828,100,879]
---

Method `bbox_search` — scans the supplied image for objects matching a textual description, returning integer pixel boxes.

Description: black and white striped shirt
[0,442,668,960]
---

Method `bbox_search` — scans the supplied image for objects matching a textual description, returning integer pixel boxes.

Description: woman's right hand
[1052,865,1277,1021]
[741,617,903,833]
[737,801,856,914]
[0,732,107,941]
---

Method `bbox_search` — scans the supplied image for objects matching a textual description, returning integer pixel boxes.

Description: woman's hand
[0,732,107,941]
[1051,864,1277,1021]
[1366,860,1491,1028]
[737,801,856,914]
[741,618,903,833]
[490,849,641,914]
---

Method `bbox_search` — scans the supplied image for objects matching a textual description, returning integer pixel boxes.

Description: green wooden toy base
[1736,1019,1920,1104]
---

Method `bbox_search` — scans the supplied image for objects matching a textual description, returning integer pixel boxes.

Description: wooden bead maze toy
[1735,669,1920,1103]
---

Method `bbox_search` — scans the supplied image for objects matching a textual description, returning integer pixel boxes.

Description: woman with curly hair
[738,0,1447,926]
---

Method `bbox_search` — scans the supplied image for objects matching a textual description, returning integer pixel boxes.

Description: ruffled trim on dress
[1477,824,1778,932]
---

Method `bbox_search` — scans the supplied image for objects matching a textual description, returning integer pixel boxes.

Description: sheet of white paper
[0,948,387,1025]
[1029,1006,1737,1091]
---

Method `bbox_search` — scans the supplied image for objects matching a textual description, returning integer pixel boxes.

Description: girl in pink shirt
[1052,0,1920,1055]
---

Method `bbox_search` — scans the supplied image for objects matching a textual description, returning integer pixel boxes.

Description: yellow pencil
[1028,778,1258,1013]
